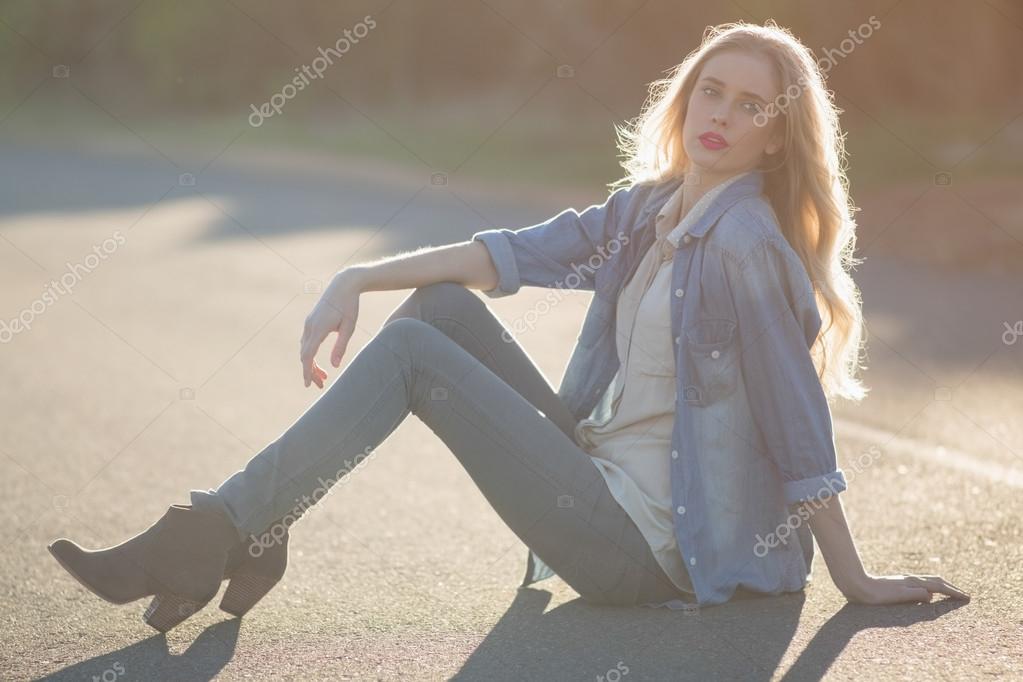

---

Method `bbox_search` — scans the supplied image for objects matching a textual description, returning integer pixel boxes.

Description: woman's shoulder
[609,175,683,220]
[706,194,799,269]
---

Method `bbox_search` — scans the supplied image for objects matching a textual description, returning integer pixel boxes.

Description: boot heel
[143,593,208,632]
[220,573,279,617]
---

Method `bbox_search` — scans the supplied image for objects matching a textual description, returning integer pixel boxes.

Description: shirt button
[674,335,680,345]
[671,450,678,459]
[675,288,685,298]
[676,505,686,514]
[710,349,720,359]
[682,234,692,244]
[689,556,696,566]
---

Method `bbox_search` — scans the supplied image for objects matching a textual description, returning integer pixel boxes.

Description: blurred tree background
[1,0,1020,269]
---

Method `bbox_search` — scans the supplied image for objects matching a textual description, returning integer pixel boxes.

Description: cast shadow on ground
[39,617,240,682]
[452,586,969,681]
[38,586,967,680]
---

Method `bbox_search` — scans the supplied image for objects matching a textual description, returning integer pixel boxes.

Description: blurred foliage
[0,1,1019,273]
[1,0,1019,113]
[0,0,1019,194]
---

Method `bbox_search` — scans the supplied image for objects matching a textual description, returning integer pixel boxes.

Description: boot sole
[219,573,280,617]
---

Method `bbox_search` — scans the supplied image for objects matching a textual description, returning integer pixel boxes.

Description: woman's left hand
[846,573,971,605]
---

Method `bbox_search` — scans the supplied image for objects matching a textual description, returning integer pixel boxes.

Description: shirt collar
[639,169,765,243]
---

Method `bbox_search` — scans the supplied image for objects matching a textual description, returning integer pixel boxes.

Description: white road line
[835,417,1023,489]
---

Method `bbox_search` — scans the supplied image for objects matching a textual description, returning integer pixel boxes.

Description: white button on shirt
[573,174,750,602]
[573,181,703,599]
[574,246,694,595]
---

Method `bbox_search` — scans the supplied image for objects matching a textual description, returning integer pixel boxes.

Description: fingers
[928,577,971,601]
[300,318,314,387]
[300,325,326,388]
[311,361,327,389]
[331,323,352,368]
[908,575,970,601]
[301,346,312,388]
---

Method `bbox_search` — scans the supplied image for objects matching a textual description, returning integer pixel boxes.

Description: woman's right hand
[300,269,363,389]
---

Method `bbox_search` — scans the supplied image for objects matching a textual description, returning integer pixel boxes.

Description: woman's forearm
[342,240,499,294]
[805,493,870,599]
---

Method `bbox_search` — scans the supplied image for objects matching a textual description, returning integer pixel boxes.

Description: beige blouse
[573,172,752,598]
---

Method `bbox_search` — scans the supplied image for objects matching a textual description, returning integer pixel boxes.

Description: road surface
[1,143,1019,680]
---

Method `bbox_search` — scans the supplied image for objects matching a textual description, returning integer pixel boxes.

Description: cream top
[573,172,752,598]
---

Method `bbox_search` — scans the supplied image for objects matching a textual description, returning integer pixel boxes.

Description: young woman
[48,20,969,633]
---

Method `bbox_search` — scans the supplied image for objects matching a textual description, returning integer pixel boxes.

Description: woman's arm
[343,240,499,294]
[299,240,498,389]
[718,235,970,605]
[807,494,971,604]
[804,495,868,597]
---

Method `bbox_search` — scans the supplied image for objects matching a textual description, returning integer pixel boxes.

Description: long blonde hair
[613,19,867,403]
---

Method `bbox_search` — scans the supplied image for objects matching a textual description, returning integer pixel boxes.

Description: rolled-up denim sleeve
[725,239,848,506]
[470,185,635,298]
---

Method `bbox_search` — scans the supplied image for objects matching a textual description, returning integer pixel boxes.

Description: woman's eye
[744,102,762,114]
[702,87,717,97]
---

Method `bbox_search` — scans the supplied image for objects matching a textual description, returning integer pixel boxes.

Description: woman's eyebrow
[699,76,769,104]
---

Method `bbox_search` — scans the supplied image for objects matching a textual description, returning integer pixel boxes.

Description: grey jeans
[192,282,688,607]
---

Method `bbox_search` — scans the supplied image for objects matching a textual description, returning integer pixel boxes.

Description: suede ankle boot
[48,502,239,632]
[219,519,290,617]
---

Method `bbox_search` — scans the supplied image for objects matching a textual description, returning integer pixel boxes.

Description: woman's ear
[763,115,786,155]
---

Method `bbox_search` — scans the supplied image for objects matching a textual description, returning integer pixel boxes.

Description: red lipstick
[698,132,729,150]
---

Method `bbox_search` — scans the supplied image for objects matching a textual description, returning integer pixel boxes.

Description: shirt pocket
[683,318,739,406]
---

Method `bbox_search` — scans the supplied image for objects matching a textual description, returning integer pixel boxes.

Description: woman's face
[682,49,784,183]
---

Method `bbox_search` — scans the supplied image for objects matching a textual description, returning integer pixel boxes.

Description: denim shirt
[471,169,848,607]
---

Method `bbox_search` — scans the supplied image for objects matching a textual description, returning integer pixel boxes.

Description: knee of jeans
[413,281,480,318]
[383,281,477,328]
[378,316,435,349]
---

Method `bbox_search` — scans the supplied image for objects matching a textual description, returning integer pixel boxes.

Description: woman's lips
[698,133,728,150]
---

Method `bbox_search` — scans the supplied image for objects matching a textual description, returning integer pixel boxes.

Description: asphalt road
[1,143,1020,681]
